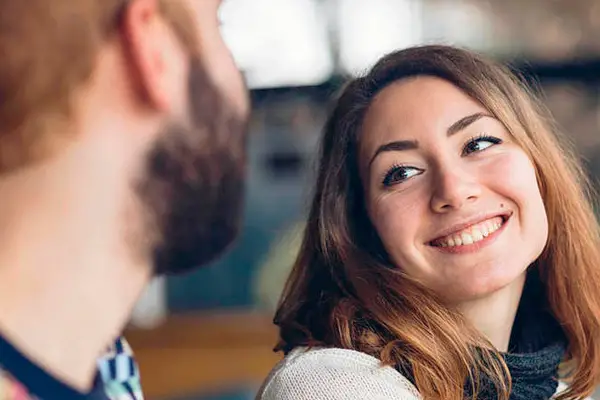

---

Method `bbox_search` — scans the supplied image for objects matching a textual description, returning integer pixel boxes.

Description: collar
[0,331,109,400]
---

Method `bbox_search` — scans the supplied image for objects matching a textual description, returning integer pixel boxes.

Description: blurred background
[124,0,600,398]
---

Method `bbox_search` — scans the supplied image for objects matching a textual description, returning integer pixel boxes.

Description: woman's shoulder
[256,347,421,400]
[555,382,595,400]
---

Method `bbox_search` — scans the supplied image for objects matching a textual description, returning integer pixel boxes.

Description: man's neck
[457,273,526,352]
[0,153,151,391]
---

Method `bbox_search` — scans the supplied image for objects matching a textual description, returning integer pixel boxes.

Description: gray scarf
[400,271,567,400]
[466,270,566,400]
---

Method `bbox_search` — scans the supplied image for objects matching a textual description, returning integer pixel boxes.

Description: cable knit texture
[459,342,566,399]
[258,273,594,399]
[257,347,421,400]
[257,347,593,400]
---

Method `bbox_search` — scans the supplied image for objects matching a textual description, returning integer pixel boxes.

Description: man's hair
[0,0,195,173]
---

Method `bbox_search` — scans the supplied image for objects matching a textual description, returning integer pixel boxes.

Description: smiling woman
[256,45,600,400]
[361,76,548,306]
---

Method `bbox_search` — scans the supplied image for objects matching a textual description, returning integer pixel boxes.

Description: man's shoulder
[97,337,144,400]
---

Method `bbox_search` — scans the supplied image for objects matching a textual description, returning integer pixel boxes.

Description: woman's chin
[434,270,527,305]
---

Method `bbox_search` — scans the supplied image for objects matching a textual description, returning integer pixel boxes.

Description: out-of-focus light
[130,277,167,329]
[336,0,423,76]
[422,0,492,52]
[220,0,334,89]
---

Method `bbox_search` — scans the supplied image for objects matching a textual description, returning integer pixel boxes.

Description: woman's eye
[382,166,422,187]
[462,135,502,156]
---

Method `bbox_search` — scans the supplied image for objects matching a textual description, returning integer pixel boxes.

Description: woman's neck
[457,272,526,352]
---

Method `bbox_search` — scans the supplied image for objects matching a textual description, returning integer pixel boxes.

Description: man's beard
[136,58,248,275]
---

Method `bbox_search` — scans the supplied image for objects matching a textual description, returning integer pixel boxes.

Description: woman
[257,45,600,400]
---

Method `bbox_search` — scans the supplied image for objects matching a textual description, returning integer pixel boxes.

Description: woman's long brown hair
[273,45,600,399]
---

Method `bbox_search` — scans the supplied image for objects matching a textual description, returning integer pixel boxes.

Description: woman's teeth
[432,216,504,247]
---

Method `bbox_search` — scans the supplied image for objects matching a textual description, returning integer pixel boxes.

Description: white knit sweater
[257,347,591,400]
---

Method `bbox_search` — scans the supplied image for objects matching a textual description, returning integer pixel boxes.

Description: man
[0,0,249,398]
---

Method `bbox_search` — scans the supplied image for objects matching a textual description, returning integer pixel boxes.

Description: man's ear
[120,0,179,112]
